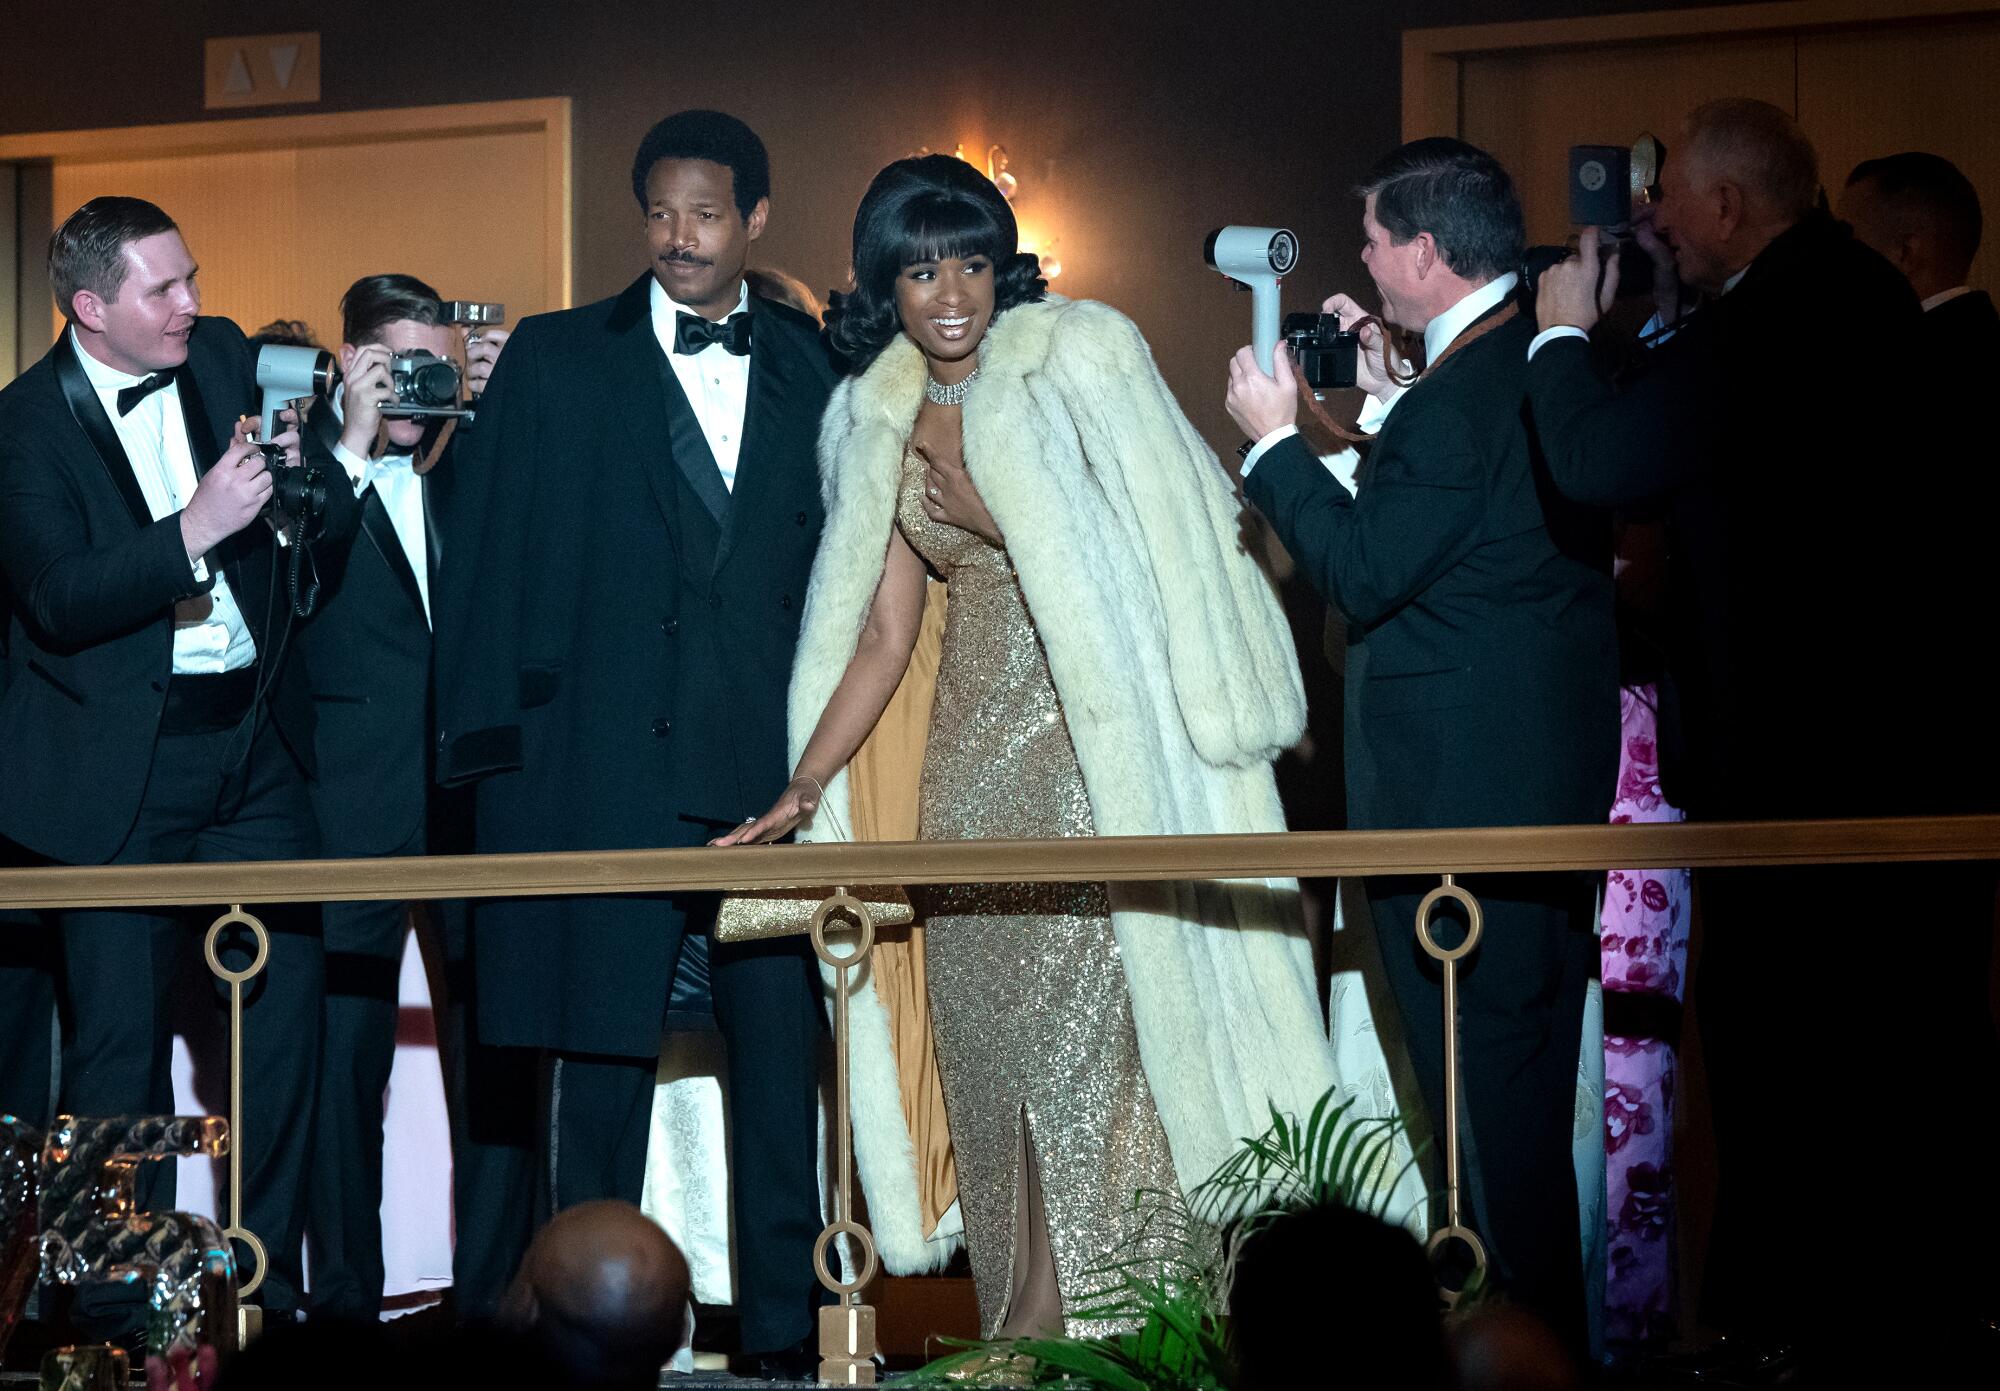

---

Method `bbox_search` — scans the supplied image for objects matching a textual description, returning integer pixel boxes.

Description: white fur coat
[789,297,1414,1272]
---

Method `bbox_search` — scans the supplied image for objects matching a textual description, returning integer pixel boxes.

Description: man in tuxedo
[1532,100,1988,1369]
[1225,138,1618,1353]
[1838,151,1997,385]
[434,111,834,1372]
[294,273,535,1321]
[0,196,335,1319]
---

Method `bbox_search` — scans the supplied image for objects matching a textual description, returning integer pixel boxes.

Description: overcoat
[434,274,836,1056]
[788,296,1420,1272]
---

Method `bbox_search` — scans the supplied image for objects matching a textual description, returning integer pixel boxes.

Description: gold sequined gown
[895,446,1181,1337]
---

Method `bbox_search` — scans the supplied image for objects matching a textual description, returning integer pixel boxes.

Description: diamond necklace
[925,365,979,406]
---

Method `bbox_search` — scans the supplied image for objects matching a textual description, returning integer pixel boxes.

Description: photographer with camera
[289,273,532,1322]
[1224,138,1618,1355]
[1528,100,1991,1372]
[0,196,345,1324]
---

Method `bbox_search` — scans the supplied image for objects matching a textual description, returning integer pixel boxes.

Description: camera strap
[1305,302,1519,446]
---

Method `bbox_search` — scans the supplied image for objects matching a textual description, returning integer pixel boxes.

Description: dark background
[0,0,1750,450]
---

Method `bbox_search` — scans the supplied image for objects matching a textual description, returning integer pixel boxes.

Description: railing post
[807,890,882,1386]
[1415,874,1489,1305]
[201,906,269,1347]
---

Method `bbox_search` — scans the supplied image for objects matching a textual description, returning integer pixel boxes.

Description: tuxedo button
[651,718,672,738]
[660,618,678,636]
[780,594,792,610]
[794,511,808,526]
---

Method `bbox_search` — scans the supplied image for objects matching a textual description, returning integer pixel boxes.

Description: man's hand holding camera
[1226,291,1408,445]
[1323,292,1408,401]
[180,416,298,564]
[338,342,400,461]
[1226,342,1303,444]
[1537,211,1682,336]
[464,327,510,398]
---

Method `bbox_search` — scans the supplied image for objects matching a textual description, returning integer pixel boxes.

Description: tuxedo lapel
[653,349,732,527]
[51,335,152,531]
[713,299,794,576]
[173,359,224,477]
[604,276,691,553]
[360,486,429,626]
[421,474,443,600]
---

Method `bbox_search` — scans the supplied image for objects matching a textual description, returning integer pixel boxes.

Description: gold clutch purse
[713,791,915,943]
[713,882,915,943]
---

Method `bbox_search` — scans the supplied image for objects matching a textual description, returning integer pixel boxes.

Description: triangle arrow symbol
[270,43,300,90]
[224,49,254,96]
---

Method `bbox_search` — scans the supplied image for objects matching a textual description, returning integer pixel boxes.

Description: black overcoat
[434,274,834,1056]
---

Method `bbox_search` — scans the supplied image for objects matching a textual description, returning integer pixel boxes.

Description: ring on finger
[928,484,942,499]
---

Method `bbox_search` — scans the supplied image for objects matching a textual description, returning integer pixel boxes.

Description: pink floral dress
[1601,684,1691,1351]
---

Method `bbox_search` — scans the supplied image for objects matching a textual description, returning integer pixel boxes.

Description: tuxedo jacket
[1525,213,1947,818]
[1245,300,1619,833]
[294,409,448,858]
[433,273,836,1056]
[0,319,332,864]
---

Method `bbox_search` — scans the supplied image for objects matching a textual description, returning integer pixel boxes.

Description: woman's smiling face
[895,253,995,369]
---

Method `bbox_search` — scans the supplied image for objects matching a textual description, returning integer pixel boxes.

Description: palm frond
[897,1086,1413,1390]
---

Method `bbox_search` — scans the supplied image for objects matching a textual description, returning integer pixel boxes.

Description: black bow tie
[116,371,174,416]
[674,311,753,357]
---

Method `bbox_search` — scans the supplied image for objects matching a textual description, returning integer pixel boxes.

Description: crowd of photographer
[0,92,1992,1386]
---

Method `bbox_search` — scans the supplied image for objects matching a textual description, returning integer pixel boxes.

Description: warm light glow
[987,145,1016,201]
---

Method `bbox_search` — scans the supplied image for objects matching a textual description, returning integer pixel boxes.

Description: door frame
[1403,0,2000,140]
[0,96,571,381]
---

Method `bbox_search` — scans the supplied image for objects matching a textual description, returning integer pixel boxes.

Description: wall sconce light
[910,140,1062,279]
[986,145,1017,202]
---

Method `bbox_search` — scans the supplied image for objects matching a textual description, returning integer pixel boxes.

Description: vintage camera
[1281,313,1360,391]
[1205,227,1297,373]
[385,348,462,416]
[1569,135,1667,296]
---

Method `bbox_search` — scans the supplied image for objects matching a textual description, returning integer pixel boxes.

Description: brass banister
[1,815,1996,910]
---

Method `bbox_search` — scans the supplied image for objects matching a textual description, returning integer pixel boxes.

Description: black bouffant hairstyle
[823,154,1045,372]
[630,110,770,219]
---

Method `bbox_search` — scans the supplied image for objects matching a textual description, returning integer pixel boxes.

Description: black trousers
[306,844,537,1322]
[1370,871,1597,1357]
[58,718,322,1316]
[549,915,823,1355]
[1697,861,1999,1369]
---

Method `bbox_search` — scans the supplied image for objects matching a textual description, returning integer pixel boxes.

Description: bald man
[1528,100,1989,1374]
[498,1201,691,1390]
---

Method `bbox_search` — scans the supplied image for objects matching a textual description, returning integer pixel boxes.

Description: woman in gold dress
[718,156,1414,1336]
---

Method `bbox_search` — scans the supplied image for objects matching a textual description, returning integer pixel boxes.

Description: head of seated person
[497,1199,691,1391]
[1227,1200,1449,1391]
[1449,1303,1582,1391]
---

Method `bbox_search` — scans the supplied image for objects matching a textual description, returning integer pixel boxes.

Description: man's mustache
[659,251,712,267]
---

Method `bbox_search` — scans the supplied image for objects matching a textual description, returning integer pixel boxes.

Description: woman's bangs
[897,194,1006,269]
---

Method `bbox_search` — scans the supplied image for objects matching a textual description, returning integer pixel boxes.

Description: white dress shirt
[1922,285,1974,312]
[650,278,752,493]
[1243,272,1519,477]
[331,411,431,625]
[70,329,257,673]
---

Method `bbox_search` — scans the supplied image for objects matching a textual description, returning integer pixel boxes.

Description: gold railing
[5,814,1997,1382]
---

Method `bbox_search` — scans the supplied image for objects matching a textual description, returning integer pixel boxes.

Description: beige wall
[48,126,556,347]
